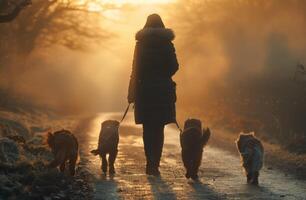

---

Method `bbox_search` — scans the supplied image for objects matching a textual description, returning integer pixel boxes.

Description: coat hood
[135,28,175,41]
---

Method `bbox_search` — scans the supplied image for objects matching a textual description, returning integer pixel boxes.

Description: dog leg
[182,150,192,178]
[101,153,108,174]
[108,150,118,174]
[69,153,78,176]
[191,150,203,180]
[49,151,66,169]
[60,162,66,172]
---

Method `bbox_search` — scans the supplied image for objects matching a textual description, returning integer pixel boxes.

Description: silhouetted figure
[47,130,79,176]
[236,133,264,185]
[91,120,120,175]
[180,119,211,180]
[128,14,179,176]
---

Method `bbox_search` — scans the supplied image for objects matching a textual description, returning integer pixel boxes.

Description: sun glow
[73,0,175,13]
[104,0,174,4]
[75,0,175,7]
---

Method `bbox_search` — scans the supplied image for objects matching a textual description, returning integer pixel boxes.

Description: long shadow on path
[189,180,227,200]
[94,174,121,200]
[147,176,177,200]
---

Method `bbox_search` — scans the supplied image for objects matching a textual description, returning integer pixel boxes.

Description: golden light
[75,0,175,7]
[73,0,175,13]
[95,0,174,5]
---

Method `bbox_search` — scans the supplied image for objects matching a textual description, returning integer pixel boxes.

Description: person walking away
[128,14,179,176]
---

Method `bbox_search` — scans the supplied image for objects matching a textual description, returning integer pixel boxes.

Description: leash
[175,120,183,133]
[119,103,182,134]
[120,103,131,123]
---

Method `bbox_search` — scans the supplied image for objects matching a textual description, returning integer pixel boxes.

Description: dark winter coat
[128,28,179,125]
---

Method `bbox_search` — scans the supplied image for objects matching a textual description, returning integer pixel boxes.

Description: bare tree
[0,0,31,22]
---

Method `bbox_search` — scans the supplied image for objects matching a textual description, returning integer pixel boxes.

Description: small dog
[47,129,79,176]
[236,133,264,185]
[91,120,119,174]
[180,118,211,180]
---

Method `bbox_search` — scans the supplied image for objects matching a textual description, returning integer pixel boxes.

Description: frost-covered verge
[0,110,93,200]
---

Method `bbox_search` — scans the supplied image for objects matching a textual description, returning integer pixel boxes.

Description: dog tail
[202,128,211,146]
[90,149,100,156]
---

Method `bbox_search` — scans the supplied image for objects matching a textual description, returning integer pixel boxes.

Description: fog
[173,0,306,93]
[1,0,306,140]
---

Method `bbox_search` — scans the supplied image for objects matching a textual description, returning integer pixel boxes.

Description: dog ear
[202,128,211,146]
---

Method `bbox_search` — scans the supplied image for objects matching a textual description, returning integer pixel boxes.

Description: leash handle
[120,103,131,123]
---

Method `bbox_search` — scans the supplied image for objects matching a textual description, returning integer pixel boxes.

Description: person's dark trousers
[143,122,164,171]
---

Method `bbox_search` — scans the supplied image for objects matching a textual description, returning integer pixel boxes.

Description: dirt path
[75,113,306,200]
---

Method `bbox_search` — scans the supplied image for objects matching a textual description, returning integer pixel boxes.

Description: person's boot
[146,166,160,176]
[145,160,154,175]
[190,173,199,180]
[190,167,199,180]
[151,166,160,177]
[147,167,160,176]
[146,160,160,176]
[185,170,191,179]
[151,156,161,176]
[109,165,115,174]
[146,165,153,175]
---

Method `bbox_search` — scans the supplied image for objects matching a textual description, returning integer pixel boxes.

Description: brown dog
[180,118,211,180]
[91,120,119,174]
[47,129,78,176]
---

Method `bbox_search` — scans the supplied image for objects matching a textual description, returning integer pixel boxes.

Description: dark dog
[91,120,119,174]
[47,130,78,176]
[180,118,211,180]
[236,133,264,185]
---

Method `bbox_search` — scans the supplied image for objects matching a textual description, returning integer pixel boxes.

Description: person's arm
[168,42,179,76]
[128,42,139,103]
